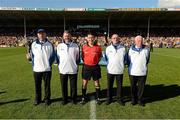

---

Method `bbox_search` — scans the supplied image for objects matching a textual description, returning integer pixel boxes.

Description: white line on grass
[152,53,180,59]
[89,95,96,120]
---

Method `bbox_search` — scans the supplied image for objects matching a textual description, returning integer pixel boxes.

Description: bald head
[134,35,143,47]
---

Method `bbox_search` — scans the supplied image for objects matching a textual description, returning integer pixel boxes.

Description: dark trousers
[33,71,52,102]
[60,74,77,102]
[129,75,147,103]
[107,73,123,101]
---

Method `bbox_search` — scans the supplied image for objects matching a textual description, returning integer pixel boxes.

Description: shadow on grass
[0,91,6,95]
[51,97,63,103]
[50,84,180,104]
[0,98,29,106]
[100,84,180,104]
[144,84,180,103]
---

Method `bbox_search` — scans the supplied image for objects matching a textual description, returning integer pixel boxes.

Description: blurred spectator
[0,28,179,48]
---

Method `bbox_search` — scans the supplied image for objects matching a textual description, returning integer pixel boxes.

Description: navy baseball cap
[37,29,46,33]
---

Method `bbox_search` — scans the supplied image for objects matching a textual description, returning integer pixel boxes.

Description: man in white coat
[105,34,126,106]
[31,29,55,106]
[56,31,80,105]
[127,35,150,106]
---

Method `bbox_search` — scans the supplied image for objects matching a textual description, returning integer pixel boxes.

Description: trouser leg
[107,73,114,101]
[129,75,138,103]
[69,74,77,102]
[43,71,52,101]
[116,74,123,101]
[33,72,43,103]
[60,74,68,102]
[137,76,147,103]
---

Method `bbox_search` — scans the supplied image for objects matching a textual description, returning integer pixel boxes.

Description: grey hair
[135,35,143,41]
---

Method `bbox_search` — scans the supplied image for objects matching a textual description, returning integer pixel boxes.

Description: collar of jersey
[111,43,122,50]
[36,38,48,45]
[62,40,73,46]
[131,44,145,52]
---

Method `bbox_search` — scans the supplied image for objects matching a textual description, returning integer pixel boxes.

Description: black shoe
[96,98,101,105]
[61,101,68,105]
[80,98,86,105]
[45,100,51,106]
[105,100,111,105]
[117,100,125,106]
[72,100,77,105]
[34,101,40,106]
[138,101,145,107]
[131,101,137,106]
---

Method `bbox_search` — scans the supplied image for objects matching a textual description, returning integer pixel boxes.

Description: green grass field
[0,47,180,119]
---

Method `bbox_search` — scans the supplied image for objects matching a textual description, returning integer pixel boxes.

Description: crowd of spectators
[0,35,21,47]
[0,29,180,48]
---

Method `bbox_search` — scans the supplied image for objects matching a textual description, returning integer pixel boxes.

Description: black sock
[82,88,87,98]
[95,88,101,99]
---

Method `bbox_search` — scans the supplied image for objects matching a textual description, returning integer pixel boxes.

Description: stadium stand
[0,7,180,48]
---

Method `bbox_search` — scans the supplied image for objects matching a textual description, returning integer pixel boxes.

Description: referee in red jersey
[80,33,102,105]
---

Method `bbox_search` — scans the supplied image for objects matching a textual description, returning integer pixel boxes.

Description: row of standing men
[30,29,150,107]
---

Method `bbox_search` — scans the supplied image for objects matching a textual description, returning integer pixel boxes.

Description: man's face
[134,36,143,47]
[63,32,71,42]
[37,32,46,40]
[87,34,95,45]
[111,34,119,44]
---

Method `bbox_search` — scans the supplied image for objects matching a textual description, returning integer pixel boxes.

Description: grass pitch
[0,47,180,119]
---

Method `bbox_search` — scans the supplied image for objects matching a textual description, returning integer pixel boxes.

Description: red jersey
[82,44,102,66]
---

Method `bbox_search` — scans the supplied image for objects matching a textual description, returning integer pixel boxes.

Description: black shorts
[82,64,101,81]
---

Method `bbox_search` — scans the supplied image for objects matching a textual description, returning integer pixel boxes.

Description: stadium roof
[0,8,180,20]
[0,7,180,27]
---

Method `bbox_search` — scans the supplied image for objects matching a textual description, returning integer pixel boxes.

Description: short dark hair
[63,30,70,35]
[87,32,95,37]
[111,34,119,38]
